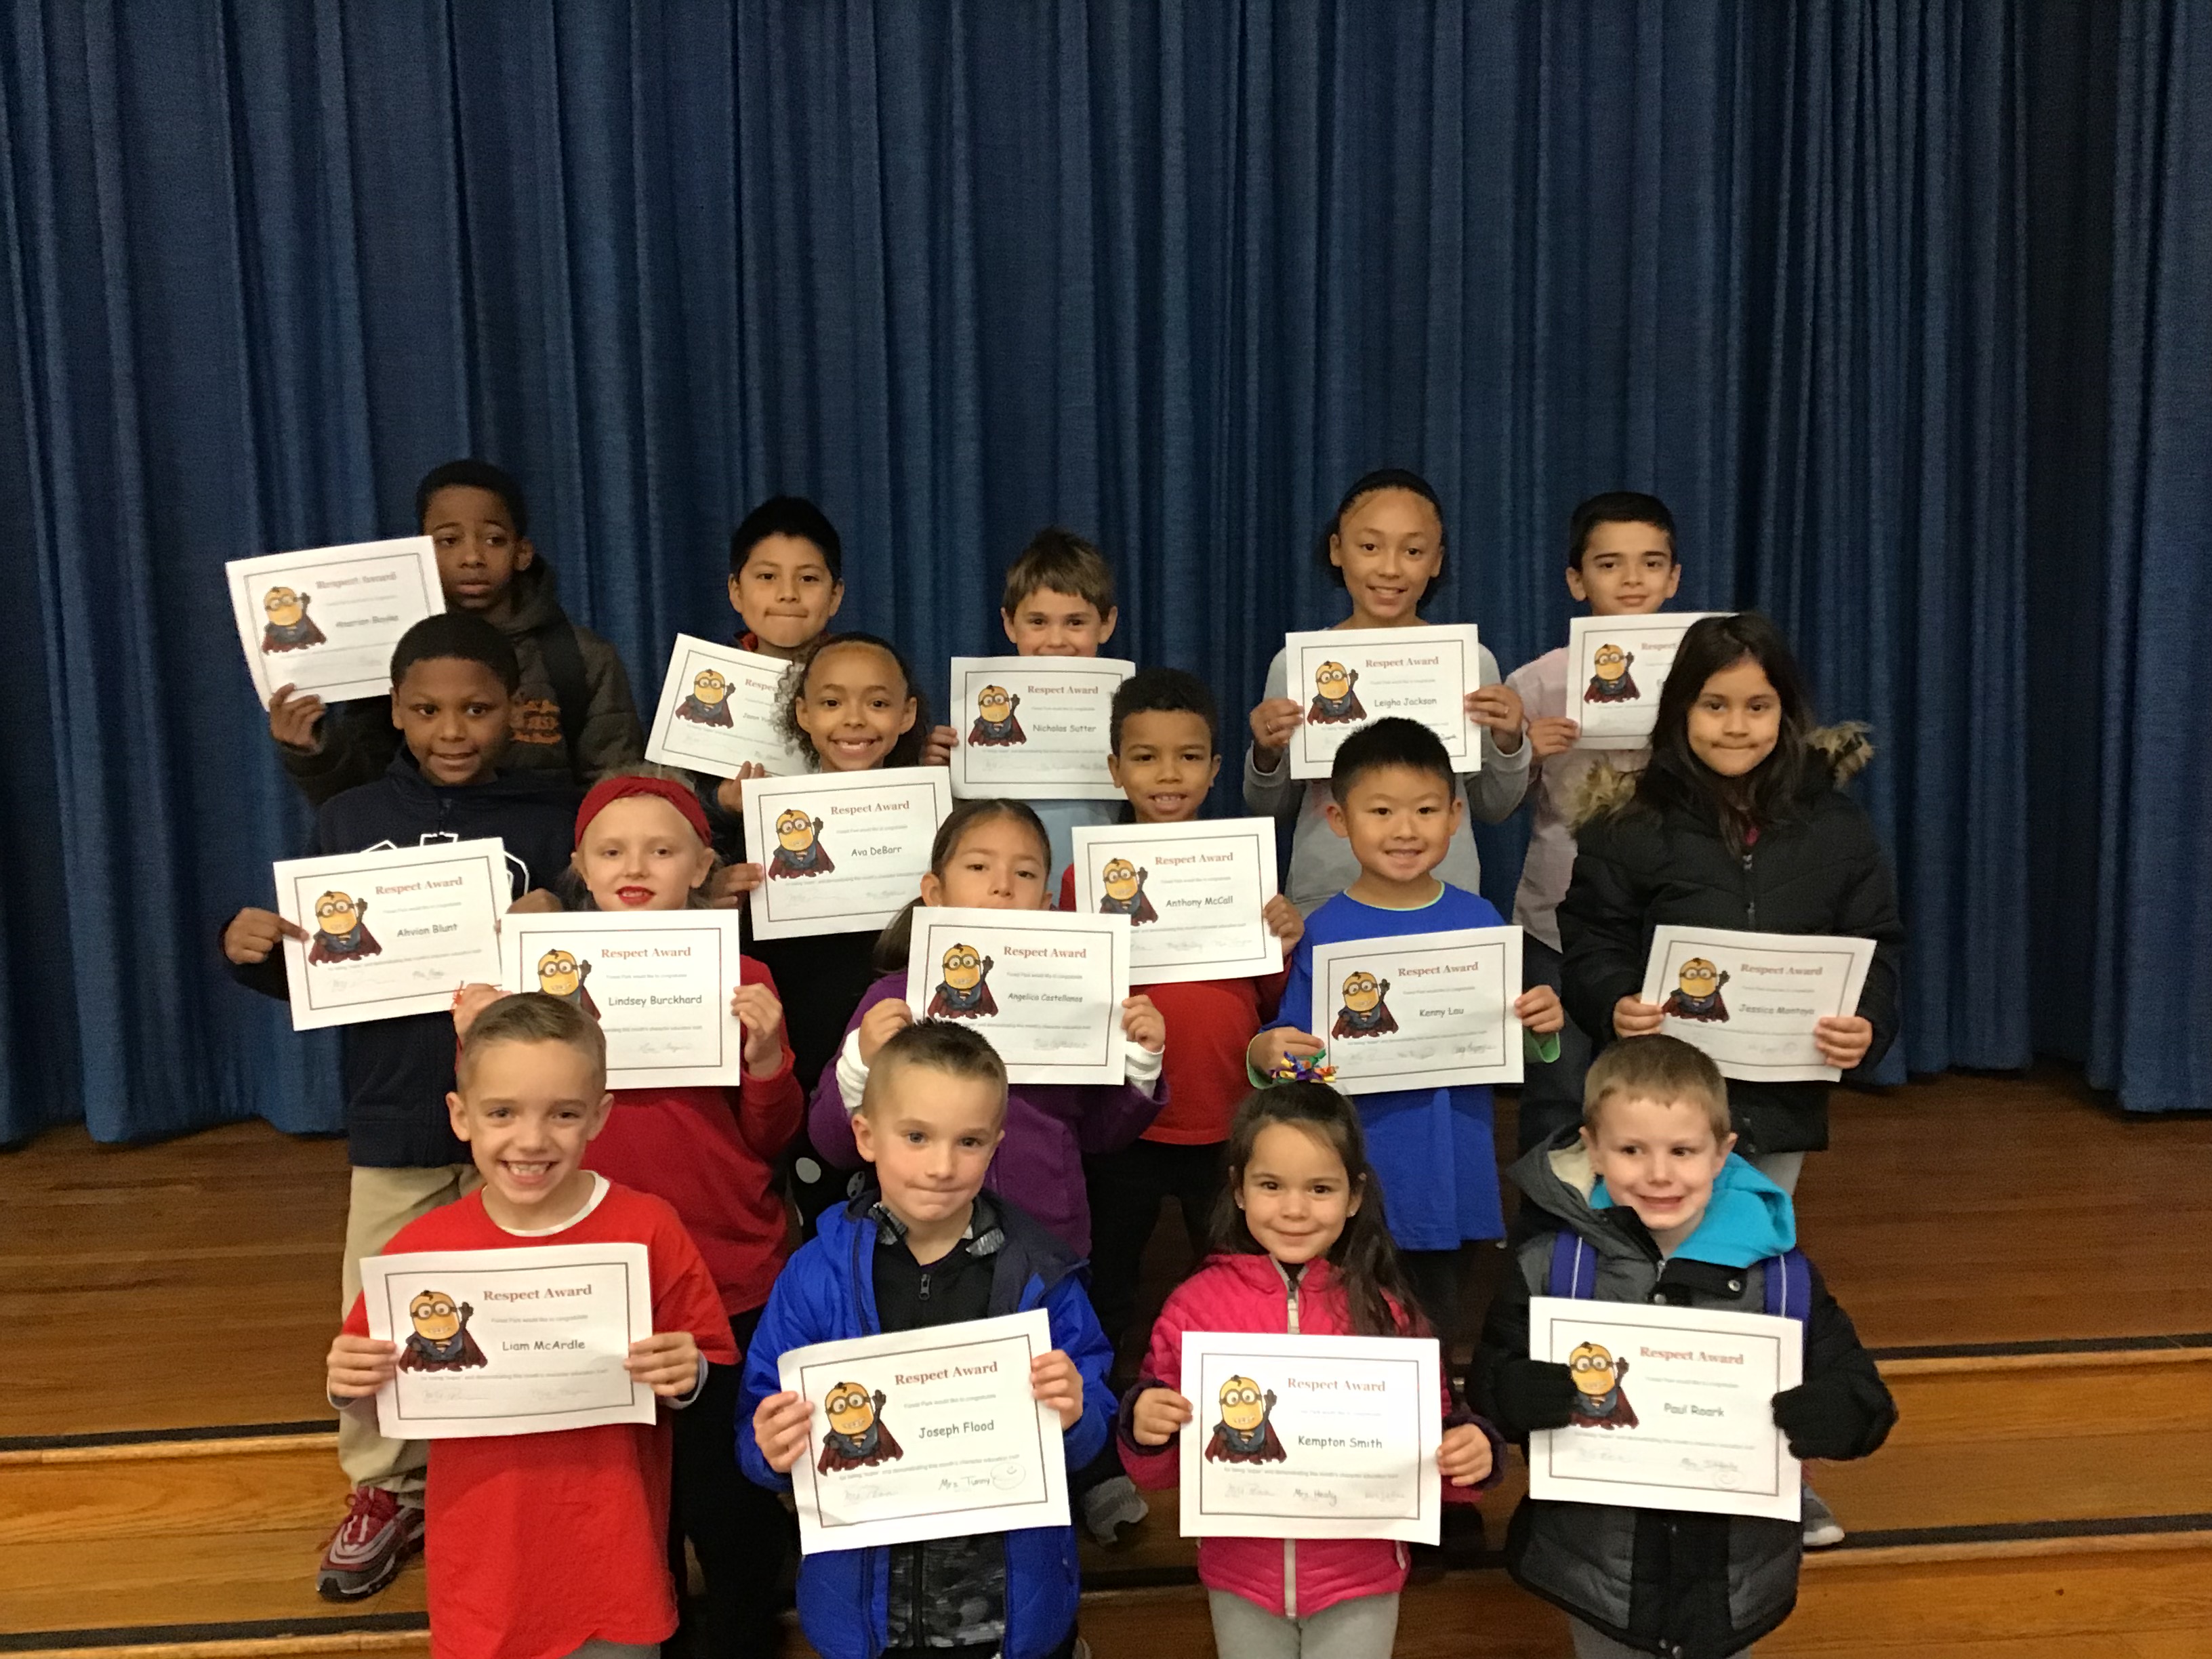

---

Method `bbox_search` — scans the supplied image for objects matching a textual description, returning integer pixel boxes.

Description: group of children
[220,460,1904,1658]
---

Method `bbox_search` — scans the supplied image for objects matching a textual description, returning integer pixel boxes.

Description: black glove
[1771,1373,1897,1462]
[1488,1358,1578,1435]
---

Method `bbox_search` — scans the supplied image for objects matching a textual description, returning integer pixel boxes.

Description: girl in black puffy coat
[1558,613,1905,1181]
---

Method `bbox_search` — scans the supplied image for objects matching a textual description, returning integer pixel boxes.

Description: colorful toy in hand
[1269,1048,1337,1086]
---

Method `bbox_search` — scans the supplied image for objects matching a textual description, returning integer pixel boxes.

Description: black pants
[667,1307,794,1659]
[1083,1137,1225,1370]
[886,1628,1078,1659]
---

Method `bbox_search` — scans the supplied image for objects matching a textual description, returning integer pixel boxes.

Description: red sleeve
[735,955,805,1160]
[1057,865,1076,912]
[1118,1284,1193,1488]
[651,1205,739,1363]
[342,1292,369,1339]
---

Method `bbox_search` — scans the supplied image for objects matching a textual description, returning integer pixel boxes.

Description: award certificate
[903,907,1131,1086]
[1068,819,1282,985]
[499,910,750,1088]
[1283,626,1487,780]
[945,657,1134,800]
[643,634,812,778]
[1566,613,1726,748]
[1639,926,1877,1083]
[226,538,444,708]
[741,767,955,940]
[1308,926,1524,1092]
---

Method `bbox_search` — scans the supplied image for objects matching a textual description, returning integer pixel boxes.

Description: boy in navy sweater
[224,613,577,1600]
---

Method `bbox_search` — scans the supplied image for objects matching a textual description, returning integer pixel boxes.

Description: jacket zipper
[1282,1263,1302,1620]
[1742,846,1757,929]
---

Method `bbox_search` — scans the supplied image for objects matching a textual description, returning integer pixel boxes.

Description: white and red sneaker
[315,1485,424,1600]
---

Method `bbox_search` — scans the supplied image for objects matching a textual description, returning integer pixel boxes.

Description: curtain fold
[0,0,2194,1142]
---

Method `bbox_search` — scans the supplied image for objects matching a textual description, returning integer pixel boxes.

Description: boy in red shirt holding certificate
[327,993,735,1659]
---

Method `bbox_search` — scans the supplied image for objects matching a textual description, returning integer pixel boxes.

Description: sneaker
[1801,1484,1845,1549]
[316,1485,425,1600]
[1079,1474,1149,1546]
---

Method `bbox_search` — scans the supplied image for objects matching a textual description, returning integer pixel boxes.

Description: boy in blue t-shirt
[1248,717,1564,1347]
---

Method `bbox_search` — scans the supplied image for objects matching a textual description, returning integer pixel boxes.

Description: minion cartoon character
[968,684,1027,747]
[1566,1341,1637,1429]
[1582,643,1639,703]
[766,808,835,878]
[1660,958,1731,1023]
[260,586,327,653]
[1096,858,1159,926]
[675,668,736,729]
[397,1290,489,1373]
[1330,970,1398,1038]
[1204,1376,1288,1464]
[815,1380,903,1472]
[535,948,599,1019]
[926,943,998,1019]
[306,891,382,964]
[1307,661,1365,724]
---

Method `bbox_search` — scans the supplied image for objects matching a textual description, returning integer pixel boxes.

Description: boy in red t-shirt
[1060,670,1304,1377]
[327,992,736,1659]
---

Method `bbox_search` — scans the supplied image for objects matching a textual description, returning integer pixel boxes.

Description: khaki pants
[338,1162,481,1497]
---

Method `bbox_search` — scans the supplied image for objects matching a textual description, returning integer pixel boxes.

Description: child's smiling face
[448,1038,611,1225]
[1568,520,1680,617]
[573,796,714,911]
[1003,586,1116,657]
[1326,762,1463,895]
[390,656,512,785]
[1235,1120,1359,1267]
[1330,487,1443,626]
[1109,708,1219,823]
[1582,1093,1734,1246]
[794,642,918,771]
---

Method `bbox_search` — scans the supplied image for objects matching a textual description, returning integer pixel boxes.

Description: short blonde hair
[1583,1035,1730,1143]
[458,991,608,1092]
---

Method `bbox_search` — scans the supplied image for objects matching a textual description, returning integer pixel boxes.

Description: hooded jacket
[228,750,579,1167]
[1474,1132,1895,1659]
[278,558,644,806]
[1117,1252,1500,1621]
[738,1191,1113,1659]
[1557,727,1906,1155]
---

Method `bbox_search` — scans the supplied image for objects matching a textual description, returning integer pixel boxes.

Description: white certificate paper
[272,839,508,1031]
[226,538,445,708]
[1525,1297,1803,1521]
[1068,819,1283,986]
[361,1242,655,1440]
[1566,613,1726,748]
[903,907,1130,1086]
[499,910,748,1088]
[1639,926,1877,1083]
[945,656,1134,800]
[1284,626,1487,781]
[741,767,956,940]
[1178,1331,1443,1544]
[1308,926,1524,1093]
[642,634,812,778]
[780,1309,1069,1554]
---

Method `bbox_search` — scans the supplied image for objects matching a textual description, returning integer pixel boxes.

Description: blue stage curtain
[0,1,2198,1143]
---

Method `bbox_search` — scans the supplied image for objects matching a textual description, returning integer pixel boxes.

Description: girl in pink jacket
[1118,1082,1504,1658]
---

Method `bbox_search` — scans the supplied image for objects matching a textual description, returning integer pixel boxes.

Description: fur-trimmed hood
[1569,722,1874,830]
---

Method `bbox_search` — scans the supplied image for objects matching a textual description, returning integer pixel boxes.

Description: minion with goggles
[675,666,736,728]
[1565,1341,1637,1429]
[1204,1376,1287,1464]
[1307,661,1365,724]
[1582,642,1639,703]
[926,943,998,1019]
[306,891,382,964]
[815,1379,903,1472]
[1330,969,1398,1038]
[1660,958,1732,1023]
[968,684,1027,747]
[766,808,834,878]
[260,586,327,653]
[1096,857,1158,925]
[397,1290,488,1373]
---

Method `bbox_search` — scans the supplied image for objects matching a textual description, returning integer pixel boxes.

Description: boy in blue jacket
[745,1020,1112,1659]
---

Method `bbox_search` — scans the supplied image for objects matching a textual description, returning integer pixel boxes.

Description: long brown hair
[1209,1082,1422,1338]
[871,798,1052,973]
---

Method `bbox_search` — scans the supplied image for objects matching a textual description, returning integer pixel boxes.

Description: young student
[327,992,737,1659]
[269,459,645,806]
[744,1020,1113,1659]
[1056,669,1303,1374]
[699,495,849,847]
[1558,611,1904,1195]
[923,528,1124,897]
[1248,718,1564,1353]
[222,613,578,1601]
[1504,491,1685,1154]
[453,772,803,1658]
[1120,1082,1503,1659]
[1474,1036,1896,1656]
[1244,470,1530,914]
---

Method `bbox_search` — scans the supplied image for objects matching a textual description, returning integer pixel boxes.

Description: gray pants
[1748,1149,1804,1194]
[1570,1618,1755,1657]
[1207,1589,1399,1659]
[561,1644,656,1659]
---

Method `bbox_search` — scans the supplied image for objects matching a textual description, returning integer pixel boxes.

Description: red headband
[574,775,714,849]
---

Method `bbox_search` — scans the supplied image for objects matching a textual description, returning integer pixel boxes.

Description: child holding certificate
[268,459,644,806]
[1249,718,1565,1351]
[921,529,1124,895]
[1475,1036,1895,1658]
[1503,493,1683,1154]
[745,1021,1113,1659]
[1121,1082,1502,1659]
[1243,470,1529,914]
[328,993,736,1659]
[222,613,576,1601]
[455,771,802,1657]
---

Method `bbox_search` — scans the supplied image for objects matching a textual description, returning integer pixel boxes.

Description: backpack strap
[1546,1233,1599,1300]
[1761,1248,1814,1325]
[531,618,593,783]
